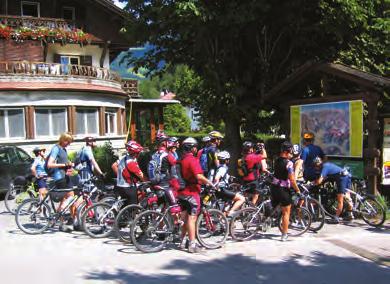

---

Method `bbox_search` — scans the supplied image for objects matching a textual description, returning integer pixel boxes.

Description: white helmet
[217,151,230,160]
[182,137,198,151]
[202,136,211,143]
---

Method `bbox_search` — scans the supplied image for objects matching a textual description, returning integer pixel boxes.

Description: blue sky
[113,0,126,8]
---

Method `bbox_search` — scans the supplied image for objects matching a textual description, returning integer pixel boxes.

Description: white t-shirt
[214,165,230,187]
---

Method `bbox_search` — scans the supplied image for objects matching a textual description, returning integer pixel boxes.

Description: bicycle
[130,188,229,253]
[4,175,39,214]
[15,182,79,234]
[298,181,326,232]
[230,189,312,241]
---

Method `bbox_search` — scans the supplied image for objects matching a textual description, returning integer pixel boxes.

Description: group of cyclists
[27,129,354,253]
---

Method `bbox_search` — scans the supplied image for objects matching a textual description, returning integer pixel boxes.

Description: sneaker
[179,238,189,250]
[328,217,340,224]
[188,242,202,253]
[281,234,288,242]
[343,212,354,221]
[59,223,73,233]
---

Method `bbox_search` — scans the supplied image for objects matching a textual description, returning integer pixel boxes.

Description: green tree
[164,104,191,133]
[120,0,388,163]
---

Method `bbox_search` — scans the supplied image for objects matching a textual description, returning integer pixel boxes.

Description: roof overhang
[128,98,181,104]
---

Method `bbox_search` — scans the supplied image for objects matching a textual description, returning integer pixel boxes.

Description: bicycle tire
[15,198,52,234]
[4,185,29,214]
[305,198,325,232]
[229,207,259,241]
[130,210,171,253]
[360,196,386,227]
[196,209,228,249]
[278,206,311,237]
[115,204,143,243]
[81,202,116,238]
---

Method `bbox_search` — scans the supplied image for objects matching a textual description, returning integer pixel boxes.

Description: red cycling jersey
[179,152,203,196]
[242,153,263,182]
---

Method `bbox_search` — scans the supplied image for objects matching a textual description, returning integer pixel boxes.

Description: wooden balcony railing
[0,15,76,30]
[0,61,121,82]
[122,79,139,97]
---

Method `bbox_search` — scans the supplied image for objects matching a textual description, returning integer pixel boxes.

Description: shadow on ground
[84,252,390,284]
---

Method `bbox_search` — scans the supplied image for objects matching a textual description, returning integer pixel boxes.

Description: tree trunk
[223,116,242,176]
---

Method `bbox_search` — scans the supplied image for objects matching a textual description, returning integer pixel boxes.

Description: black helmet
[280,141,293,153]
[242,141,254,153]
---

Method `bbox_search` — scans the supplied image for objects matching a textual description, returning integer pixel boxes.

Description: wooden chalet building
[0,0,146,153]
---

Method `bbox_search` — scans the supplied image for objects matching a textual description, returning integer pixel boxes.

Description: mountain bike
[5,175,39,214]
[130,189,228,253]
[298,182,326,232]
[230,189,311,241]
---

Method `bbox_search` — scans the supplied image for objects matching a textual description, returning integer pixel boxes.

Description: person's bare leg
[281,205,291,234]
[336,194,344,217]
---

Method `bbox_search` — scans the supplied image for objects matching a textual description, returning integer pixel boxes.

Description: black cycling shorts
[116,186,138,206]
[270,185,292,207]
[216,188,237,201]
[178,194,200,216]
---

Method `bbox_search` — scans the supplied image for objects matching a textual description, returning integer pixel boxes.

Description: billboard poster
[382,118,390,184]
[291,100,363,157]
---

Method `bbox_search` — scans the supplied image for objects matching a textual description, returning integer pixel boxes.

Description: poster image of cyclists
[290,100,363,158]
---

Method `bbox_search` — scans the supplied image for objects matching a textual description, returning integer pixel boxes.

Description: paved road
[0,200,389,284]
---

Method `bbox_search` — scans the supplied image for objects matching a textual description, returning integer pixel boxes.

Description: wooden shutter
[80,55,92,66]
[53,54,61,63]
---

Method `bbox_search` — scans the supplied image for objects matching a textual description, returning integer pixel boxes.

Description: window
[21,1,40,17]
[0,109,25,139]
[60,56,80,65]
[35,108,67,137]
[105,109,117,135]
[62,7,75,21]
[76,108,98,135]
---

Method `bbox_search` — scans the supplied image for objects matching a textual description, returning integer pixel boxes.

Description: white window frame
[21,1,40,17]
[62,6,76,21]
[60,55,80,65]
[105,109,117,135]
[34,107,68,138]
[0,108,26,140]
[76,108,99,136]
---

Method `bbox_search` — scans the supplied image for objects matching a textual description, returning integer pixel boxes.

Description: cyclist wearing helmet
[149,132,179,209]
[240,141,268,205]
[213,151,245,217]
[75,137,104,182]
[167,137,180,160]
[255,140,268,159]
[271,141,301,241]
[112,140,145,206]
[311,157,353,223]
[199,131,223,178]
[31,146,48,200]
[292,144,304,181]
[178,137,215,253]
[197,136,211,161]
[301,132,325,181]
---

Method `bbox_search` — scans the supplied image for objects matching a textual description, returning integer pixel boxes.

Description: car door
[0,148,12,191]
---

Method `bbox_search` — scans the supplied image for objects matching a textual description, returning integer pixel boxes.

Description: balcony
[0,61,121,81]
[0,15,76,31]
[122,79,139,98]
[0,60,131,95]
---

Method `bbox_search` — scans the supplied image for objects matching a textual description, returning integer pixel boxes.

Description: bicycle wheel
[196,209,228,249]
[305,198,325,232]
[229,207,259,241]
[130,210,171,253]
[82,202,116,238]
[15,198,52,234]
[279,206,311,237]
[5,185,30,214]
[360,197,386,227]
[115,204,143,243]
[99,196,116,205]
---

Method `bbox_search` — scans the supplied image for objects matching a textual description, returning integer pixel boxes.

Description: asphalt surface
[0,200,389,284]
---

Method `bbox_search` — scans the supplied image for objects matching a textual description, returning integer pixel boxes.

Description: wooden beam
[24,106,34,139]
[99,107,105,136]
[121,108,127,134]
[150,107,156,143]
[67,106,75,134]
[116,108,122,135]
[286,92,377,107]
[130,110,136,140]
[158,106,164,131]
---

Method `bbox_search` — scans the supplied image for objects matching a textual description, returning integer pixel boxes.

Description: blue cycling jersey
[301,144,325,179]
[321,162,342,178]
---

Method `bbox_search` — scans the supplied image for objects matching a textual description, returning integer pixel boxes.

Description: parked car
[0,146,34,194]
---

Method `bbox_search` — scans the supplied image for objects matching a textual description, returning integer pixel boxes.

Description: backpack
[74,147,89,171]
[147,151,168,184]
[199,147,210,173]
[44,145,59,176]
[237,158,249,177]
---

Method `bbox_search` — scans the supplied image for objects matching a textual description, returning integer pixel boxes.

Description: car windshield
[16,148,31,162]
